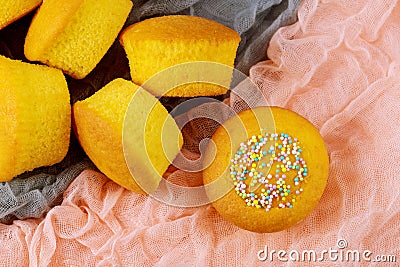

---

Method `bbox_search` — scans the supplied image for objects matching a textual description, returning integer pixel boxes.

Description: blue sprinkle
[279,188,283,191]
[263,151,267,155]
[296,166,300,170]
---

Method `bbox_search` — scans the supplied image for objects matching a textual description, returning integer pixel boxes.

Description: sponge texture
[73,79,183,194]
[120,15,241,97]
[24,0,132,79]
[0,0,41,30]
[0,55,70,182]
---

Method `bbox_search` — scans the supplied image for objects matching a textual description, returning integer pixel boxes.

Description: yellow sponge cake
[73,79,183,194]
[203,107,329,232]
[24,0,132,79]
[120,15,241,97]
[0,0,41,30]
[0,55,70,182]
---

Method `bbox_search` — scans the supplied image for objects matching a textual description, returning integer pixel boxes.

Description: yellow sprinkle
[282,168,287,172]
[292,199,296,203]
[252,163,256,168]
[282,197,286,201]
[283,185,287,189]
[284,192,288,196]
[258,135,262,139]
[254,200,259,205]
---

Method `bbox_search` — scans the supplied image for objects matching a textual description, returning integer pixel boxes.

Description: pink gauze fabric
[1,0,400,266]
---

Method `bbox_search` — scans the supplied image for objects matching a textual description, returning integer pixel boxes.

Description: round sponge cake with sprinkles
[203,106,329,233]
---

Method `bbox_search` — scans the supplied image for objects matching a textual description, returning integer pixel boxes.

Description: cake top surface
[121,15,241,42]
[203,106,329,232]
[230,132,307,212]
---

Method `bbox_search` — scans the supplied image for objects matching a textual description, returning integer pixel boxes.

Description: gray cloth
[0,0,300,223]
[0,161,94,224]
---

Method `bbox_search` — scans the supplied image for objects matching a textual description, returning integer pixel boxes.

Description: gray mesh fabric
[0,0,300,223]
[0,161,94,224]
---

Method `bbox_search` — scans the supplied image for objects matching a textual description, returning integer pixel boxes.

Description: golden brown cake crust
[120,15,241,42]
[203,107,329,233]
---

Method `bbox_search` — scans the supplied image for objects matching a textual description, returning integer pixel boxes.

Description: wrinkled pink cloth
[2,0,400,266]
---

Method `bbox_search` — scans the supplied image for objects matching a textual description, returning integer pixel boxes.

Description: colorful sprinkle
[229,132,307,212]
